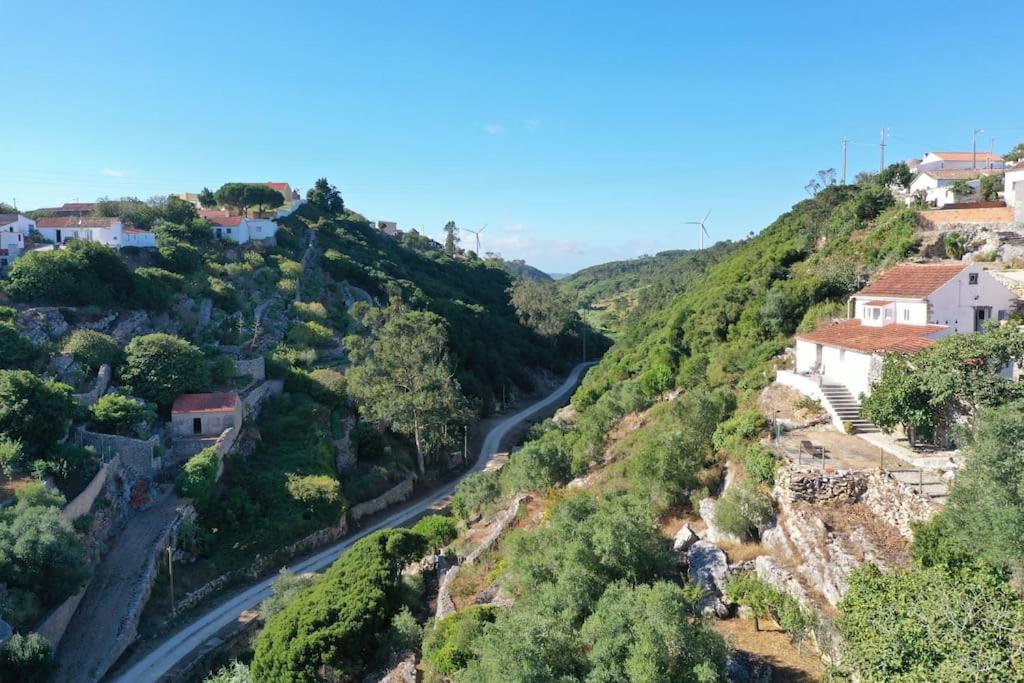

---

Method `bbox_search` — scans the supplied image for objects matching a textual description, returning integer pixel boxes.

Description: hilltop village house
[908,168,1004,208]
[171,392,243,438]
[1005,163,1024,221]
[0,214,32,268]
[198,209,279,243]
[793,262,1017,401]
[34,216,157,249]
[916,151,1005,173]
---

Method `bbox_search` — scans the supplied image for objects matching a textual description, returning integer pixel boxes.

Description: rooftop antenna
[685,210,712,250]
[466,224,487,254]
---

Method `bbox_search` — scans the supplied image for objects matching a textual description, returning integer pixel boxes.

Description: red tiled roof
[799,319,946,355]
[172,392,239,414]
[856,263,968,298]
[36,216,121,228]
[928,151,1003,162]
[266,182,290,194]
[199,209,243,227]
[862,300,892,307]
[123,227,147,234]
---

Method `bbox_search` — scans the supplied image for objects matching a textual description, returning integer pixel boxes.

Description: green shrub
[0,324,38,370]
[0,632,55,683]
[176,447,219,512]
[422,605,499,680]
[0,436,25,478]
[713,481,773,538]
[285,474,342,515]
[726,573,813,636]
[0,501,91,605]
[293,301,328,321]
[72,514,94,533]
[712,409,766,455]
[5,241,133,306]
[743,444,778,487]
[388,606,423,652]
[208,355,236,386]
[452,471,501,522]
[0,306,15,322]
[207,276,241,312]
[133,267,185,310]
[89,393,155,436]
[410,514,458,552]
[63,329,121,371]
[158,237,204,273]
[287,320,335,348]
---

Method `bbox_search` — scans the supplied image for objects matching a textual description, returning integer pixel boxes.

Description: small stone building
[171,392,242,438]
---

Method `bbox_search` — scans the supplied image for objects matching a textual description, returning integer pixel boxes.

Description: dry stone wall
[350,477,416,523]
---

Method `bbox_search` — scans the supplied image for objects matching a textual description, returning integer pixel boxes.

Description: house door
[192,417,202,434]
[975,307,990,332]
[55,229,61,243]
[815,344,823,371]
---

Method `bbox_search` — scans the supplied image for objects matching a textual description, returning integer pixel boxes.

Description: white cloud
[524,117,540,132]
[483,122,505,135]
[100,168,125,177]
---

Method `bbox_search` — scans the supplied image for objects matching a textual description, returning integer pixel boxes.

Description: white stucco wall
[123,230,156,248]
[795,339,873,399]
[36,224,123,248]
[852,298,929,325]
[2,216,36,236]
[928,268,1016,332]
[1005,169,1024,218]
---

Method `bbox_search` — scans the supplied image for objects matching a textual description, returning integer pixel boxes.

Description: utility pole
[972,128,984,170]
[167,546,175,615]
[463,426,468,465]
[879,127,888,173]
[841,138,848,185]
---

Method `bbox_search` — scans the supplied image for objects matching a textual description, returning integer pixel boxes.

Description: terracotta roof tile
[856,262,967,298]
[928,151,1004,162]
[171,392,239,414]
[199,209,244,227]
[36,216,121,228]
[798,319,946,354]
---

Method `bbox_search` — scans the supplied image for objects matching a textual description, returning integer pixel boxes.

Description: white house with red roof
[0,213,33,268]
[907,168,1004,208]
[786,263,1017,429]
[1005,162,1024,222]
[917,151,1005,172]
[32,216,157,249]
[199,209,279,244]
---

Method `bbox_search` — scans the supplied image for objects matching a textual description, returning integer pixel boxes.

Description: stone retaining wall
[777,469,869,504]
[233,357,266,381]
[74,427,156,476]
[350,477,416,523]
[61,456,117,523]
[72,364,111,406]
[35,585,88,648]
[242,379,284,419]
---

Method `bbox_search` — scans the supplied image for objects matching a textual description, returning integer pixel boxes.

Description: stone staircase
[820,384,878,434]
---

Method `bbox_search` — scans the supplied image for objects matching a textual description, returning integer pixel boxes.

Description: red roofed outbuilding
[171,392,242,437]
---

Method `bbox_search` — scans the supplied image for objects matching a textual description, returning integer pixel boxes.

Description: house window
[839,349,846,362]
[227,228,232,234]
[870,307,880,320]
[902,308,910,321]
[969,273,979,285]
[999,310,1008,321]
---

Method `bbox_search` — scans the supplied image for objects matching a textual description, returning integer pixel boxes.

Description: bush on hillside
[176,447,219,512]
[0,633,55,683]
[286,320,334,348]
[422,605,499,680]
[5,241,133,306]
[119,333,209,407]
[63,329,121,371]
[0,370,75,456]
[451,471,501,522]
[285,474,342,516]
[89,393,155,436]
[0,323,38,370]
[713,481,773,539]
[410,514,458,552]
[133,266,185,310]
[158,237,204,274]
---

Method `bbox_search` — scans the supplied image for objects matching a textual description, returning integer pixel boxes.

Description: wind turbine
[466,224,487,255]
[686,210,712,250]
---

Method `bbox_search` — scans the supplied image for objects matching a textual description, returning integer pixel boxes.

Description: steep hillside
[486,257,553,283]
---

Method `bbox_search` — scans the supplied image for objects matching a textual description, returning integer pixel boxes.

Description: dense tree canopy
[306,177,344,214]
[5,240,134,306]
[345,307,468,474]
[119,333,209,407]
[215,183,284,216]
[508,279,578,338]
[0,371,75,456]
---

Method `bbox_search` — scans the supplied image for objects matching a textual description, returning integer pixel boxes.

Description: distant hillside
[487,257,553,282]
[559,243,738,334]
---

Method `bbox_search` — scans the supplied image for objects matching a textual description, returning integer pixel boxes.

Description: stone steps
[820,385,879,433]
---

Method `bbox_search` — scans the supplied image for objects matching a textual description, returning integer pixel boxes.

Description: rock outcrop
[698,498,742,544]
[687,540,731,617]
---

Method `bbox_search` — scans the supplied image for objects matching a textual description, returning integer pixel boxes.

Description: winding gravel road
[111,362,593,682]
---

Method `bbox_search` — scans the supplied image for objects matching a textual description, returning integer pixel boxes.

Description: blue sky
[3,1,1023,273]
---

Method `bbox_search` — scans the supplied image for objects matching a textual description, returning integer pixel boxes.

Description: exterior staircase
[820,384,878,434]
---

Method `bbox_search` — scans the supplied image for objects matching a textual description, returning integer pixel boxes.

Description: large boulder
[17,307,70,345]
[726,651,772,683]
[672,523,699,552]
[687,540,731,617]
